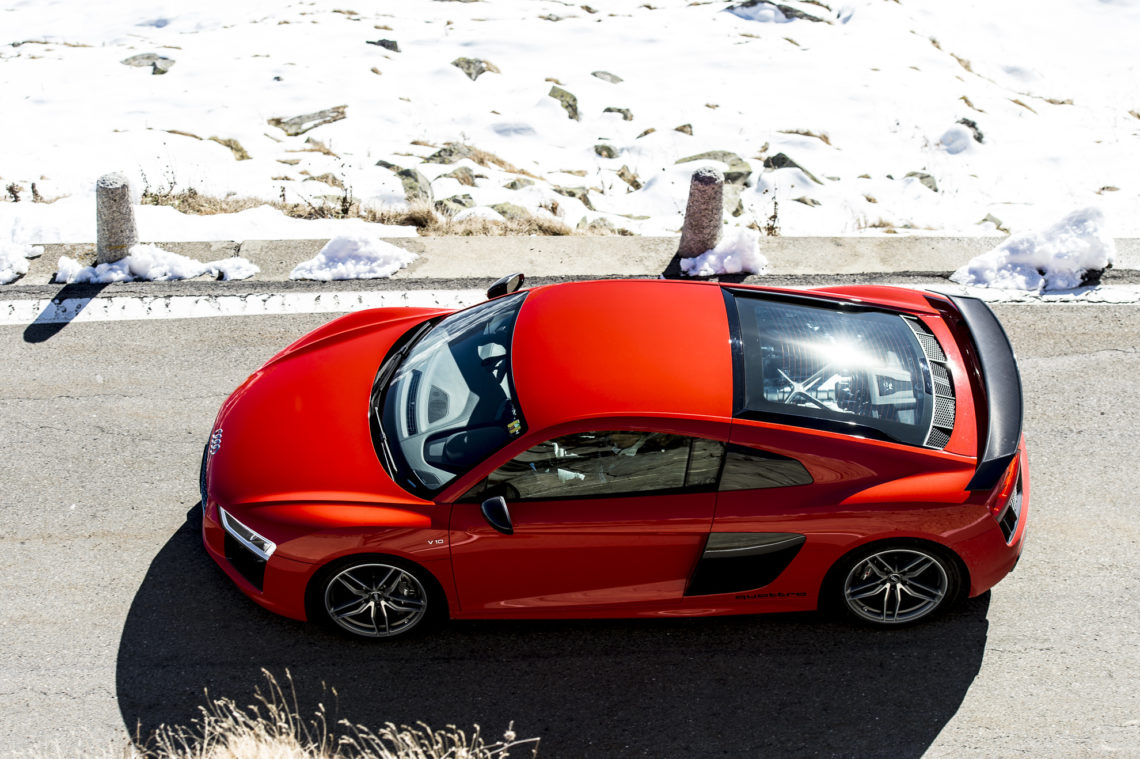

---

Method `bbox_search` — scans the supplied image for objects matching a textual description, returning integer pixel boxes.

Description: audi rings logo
[209,428,224,456]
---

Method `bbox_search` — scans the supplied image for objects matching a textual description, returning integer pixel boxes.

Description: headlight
[219,508,277,560]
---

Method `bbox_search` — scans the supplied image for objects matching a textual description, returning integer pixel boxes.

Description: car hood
[207,308,447,509]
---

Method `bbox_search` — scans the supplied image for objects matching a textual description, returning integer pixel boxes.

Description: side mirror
[487,272,525,300]
[480,496,514,535]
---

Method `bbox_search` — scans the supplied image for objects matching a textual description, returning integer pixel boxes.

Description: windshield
[730,293,935,447]
[377,293,527,494]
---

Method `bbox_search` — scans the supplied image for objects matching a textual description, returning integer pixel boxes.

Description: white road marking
[1,283,1138,327]
[0,289,487,326]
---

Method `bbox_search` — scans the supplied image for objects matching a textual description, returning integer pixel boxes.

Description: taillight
[988,456,1020,517]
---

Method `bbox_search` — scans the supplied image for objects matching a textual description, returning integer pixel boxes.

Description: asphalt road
[1,298,1137,758]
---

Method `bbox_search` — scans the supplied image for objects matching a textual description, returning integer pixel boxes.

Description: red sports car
[200,277,1028,638]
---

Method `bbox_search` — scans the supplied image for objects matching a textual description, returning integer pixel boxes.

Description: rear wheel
[314,558,438,639]
[837,544,960,626]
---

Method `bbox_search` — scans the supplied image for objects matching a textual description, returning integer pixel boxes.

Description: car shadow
[116,508,990,758]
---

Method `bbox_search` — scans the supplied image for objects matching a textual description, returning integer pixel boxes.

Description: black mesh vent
[199,443,209,508]
[933,395,956,429]
[224,532,267,591]
[405,370,421,434]
[925,427,951,449]
[930,362,953,396]
[905,317,946,363]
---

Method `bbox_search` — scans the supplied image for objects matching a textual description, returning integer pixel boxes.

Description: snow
[950,208,1116,292]
[54,243,259,283]
[680,227,769,277]
[0,241,43,285]
[289,235,417,281]
[0,0,1134,261]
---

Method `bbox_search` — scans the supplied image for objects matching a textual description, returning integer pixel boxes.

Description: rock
[674,123,693,135]
[436,194,475,215]
[424,143,475,164]
[617,165,642,190]
[577,217,622,234]
[491,202,531,220]
[636,127,656,139]
[762,152,823,184]
[504,177,534,190]
[376,160,434,203]
[724,184,745,217]
[677,151,752,186]
[121,53,175,75]
[548,86,580,121]
[594,143,618,159]
[121,53,173,68]
[367,39,400,52]
[444,166,477,186]
[957,117,984,143]
[553,186,594,210]
[267,105,347,136]
[977,213,1009,233]
[592,70,623,84]
[906,171,938,192]
[793,196,821,207]
[452,57,500,81]
[603,107,634,121]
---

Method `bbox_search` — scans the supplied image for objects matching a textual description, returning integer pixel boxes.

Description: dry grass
[950,53,973,73]
[209,137,252,161]
[778,129,831,145]
[461,145,538,180]
[288,138,340,159]
[38,671,537,759]
[140,184,586,236]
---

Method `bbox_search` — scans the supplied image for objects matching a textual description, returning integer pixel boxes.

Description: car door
[447,430,724,614]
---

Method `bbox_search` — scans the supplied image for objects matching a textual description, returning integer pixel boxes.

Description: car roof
[510,279,734,432]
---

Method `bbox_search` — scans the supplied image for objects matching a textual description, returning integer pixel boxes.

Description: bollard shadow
[117,508,991,758]
[23,282,111,343]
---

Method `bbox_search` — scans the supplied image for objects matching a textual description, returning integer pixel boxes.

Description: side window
[719,443,812,491]
[463,431,726,501]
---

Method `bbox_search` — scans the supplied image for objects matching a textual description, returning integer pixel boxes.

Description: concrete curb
[17,236,1140,286]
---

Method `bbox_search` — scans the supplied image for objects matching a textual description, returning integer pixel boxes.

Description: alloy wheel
[323,562,429,638]
[842,547,951,625]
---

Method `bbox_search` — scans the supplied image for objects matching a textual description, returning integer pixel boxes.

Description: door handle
[480,496,514,535]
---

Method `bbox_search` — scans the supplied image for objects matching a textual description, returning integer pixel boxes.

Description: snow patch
[950,208,1116,291]
[290,235,417,281]
[53,243,259,284]
[681,226,769,276]
[727,3,790,23]
[0,242,44,285]
[940,125,975,155]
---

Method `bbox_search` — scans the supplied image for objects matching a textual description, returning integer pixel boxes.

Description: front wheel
[315,558,437,639]
[837,544,961,626]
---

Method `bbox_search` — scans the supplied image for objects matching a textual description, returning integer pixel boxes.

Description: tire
[310,556,441,639]
[832,543,961,627]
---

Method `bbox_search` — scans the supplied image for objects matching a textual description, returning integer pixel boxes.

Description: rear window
[727,292,936,447]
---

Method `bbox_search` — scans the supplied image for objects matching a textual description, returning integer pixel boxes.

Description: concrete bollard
[677,166,723,258]
[96,173,138,265]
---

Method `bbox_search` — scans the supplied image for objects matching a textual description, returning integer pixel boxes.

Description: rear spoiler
[946,295,1023,491]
